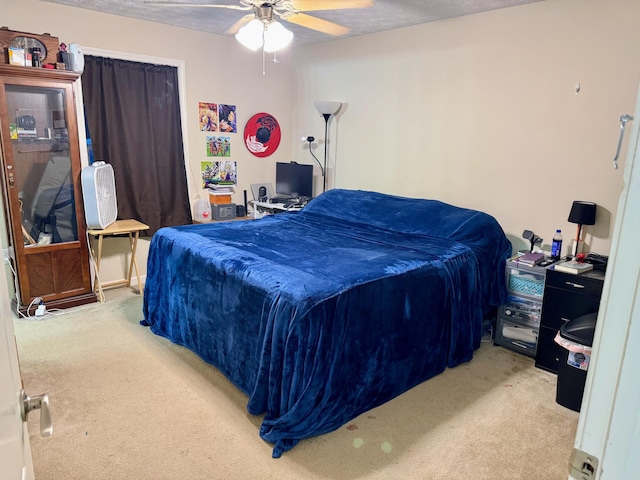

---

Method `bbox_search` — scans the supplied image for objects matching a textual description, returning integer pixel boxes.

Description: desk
[87,219,149,295]
[252,201,303,217]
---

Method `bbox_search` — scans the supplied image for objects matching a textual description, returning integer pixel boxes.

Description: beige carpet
[13,294,578,479]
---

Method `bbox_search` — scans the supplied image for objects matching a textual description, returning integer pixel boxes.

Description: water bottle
[31,47,42,67]
[551,229,563,259]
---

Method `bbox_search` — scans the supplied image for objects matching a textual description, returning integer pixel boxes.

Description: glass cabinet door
[6,83,78,246]
[0,66,94,310]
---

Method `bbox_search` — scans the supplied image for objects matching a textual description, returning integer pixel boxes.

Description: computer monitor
[275,162,313,198]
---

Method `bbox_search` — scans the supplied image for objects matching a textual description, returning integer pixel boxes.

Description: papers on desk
[251,201,303,218]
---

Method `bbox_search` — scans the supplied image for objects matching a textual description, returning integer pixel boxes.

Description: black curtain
[81,55,192,235]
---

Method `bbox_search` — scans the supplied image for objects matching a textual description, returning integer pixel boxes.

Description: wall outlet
[2,248,8,264]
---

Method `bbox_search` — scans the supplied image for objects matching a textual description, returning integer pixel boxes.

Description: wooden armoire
[0,64,96,312]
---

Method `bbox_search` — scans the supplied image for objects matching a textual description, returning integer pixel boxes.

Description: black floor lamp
[313,101,342,193]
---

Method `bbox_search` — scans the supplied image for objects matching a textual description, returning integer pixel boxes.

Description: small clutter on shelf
[553,260,594,275]
[515,252,545,267]
[0,27,83,72]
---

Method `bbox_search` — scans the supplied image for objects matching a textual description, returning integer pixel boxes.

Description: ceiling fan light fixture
[235,18,265,51]
[263,21,294,53]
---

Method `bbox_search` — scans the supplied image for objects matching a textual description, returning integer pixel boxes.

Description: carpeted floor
[13,293,578,479]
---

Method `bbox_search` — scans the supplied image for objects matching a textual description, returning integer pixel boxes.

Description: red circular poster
[244,112,281,157]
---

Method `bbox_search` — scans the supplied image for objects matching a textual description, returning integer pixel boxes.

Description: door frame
[572,84,640,478]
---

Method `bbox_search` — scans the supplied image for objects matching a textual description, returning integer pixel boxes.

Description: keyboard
[269,196,291,204]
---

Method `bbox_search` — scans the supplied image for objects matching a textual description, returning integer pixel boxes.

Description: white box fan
[81,161,118,229]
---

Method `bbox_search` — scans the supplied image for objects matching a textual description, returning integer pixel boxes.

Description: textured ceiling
[40,0,543,46]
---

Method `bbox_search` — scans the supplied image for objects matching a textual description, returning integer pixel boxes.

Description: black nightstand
[535,266,605,374]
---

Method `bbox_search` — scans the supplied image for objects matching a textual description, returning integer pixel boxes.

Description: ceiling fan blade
[285,12,350,36]
[143,2,251,10]
[225,14,254,35]
[290,0,373,11]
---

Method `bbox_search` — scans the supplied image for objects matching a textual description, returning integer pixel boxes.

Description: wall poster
[206,136,231,157]
[199,102,218,131]
[201,160,237,188]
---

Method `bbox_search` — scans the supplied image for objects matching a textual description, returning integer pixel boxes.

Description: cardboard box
[8,47,25,66]
[209,193,232,205]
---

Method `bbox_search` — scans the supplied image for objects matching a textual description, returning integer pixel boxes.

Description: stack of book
[554,260,594,275]
[206,183,234,193]
[515,252,546,267]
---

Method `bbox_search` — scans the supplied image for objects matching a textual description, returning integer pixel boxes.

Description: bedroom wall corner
[292,0,640,258]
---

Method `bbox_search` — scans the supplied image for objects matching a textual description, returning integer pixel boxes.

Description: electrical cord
[4,255,27,319]
[21,296,44,320]
[584,252,608,270]
[38,308,67,319]
[5,234,106,318]
[304,137,324,177]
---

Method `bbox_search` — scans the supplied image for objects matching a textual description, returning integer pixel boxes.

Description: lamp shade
[568,201,597,225]
[236,19,265,51]
[314,101,342,116]
[263,21,293,52]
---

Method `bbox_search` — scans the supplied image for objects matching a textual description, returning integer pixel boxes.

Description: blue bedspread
[142,189,512,457]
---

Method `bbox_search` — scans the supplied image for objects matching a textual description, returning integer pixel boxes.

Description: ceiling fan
[145,0,374,37]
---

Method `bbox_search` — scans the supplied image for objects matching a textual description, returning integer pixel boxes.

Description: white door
[0,237,37,479]
[571,85,640,478]
[0,280,35,478]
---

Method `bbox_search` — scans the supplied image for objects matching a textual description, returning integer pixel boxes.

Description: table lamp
[568,201,597,256]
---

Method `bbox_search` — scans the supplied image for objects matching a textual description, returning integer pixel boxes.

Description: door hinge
[569,447,598,479]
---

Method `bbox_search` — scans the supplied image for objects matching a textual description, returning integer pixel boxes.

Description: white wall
[2,0,296,292]
[293,0,640,255]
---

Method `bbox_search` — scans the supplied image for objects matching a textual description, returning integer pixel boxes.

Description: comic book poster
[199,102,218,131]
[218,104,237,133]
[206,136,231,157]
[201,160,237,188]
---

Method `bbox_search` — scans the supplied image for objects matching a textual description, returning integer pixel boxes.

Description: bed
[141,188,512,457]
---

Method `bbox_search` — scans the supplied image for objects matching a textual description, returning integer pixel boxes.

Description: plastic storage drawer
[495,316,539,357]
[506,262,547,298]
[500,295,542,327]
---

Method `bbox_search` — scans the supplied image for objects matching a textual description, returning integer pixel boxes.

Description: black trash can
[555,312,598,412]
